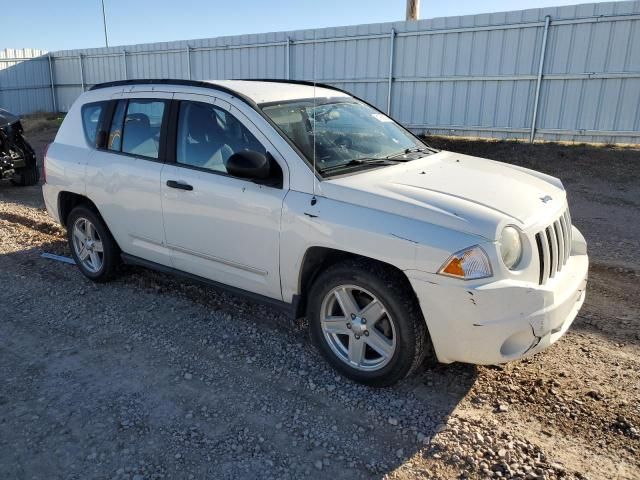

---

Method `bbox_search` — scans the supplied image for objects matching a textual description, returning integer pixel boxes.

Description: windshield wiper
[318,157,393,175]
[384,147,433,160]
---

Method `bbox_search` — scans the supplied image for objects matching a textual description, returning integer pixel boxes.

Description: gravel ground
[0,122,638,479]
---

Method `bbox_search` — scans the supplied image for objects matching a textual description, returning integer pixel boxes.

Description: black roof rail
[89,79,265,120]
[90,77,348,95]
[89,78,242,97]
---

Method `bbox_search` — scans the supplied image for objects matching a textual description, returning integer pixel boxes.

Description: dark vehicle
[0,108,39,186]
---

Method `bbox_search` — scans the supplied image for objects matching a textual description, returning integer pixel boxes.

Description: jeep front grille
[535,208,572,285]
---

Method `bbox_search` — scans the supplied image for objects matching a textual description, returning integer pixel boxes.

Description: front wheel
[67,205,119,282]
[307,259,431,387]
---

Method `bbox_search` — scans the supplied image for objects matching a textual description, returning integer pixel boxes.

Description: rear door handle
[166,180,193,191]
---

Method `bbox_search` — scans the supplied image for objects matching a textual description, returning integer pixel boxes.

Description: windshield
[260,98,426,176]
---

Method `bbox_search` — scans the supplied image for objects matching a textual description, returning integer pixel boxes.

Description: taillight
[43,143,50,183]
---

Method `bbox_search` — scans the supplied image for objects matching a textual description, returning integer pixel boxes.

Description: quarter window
[81,102,106,147]
[176,101,265,173]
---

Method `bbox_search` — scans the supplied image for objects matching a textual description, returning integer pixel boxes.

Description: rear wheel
[307,259,431,387]
[67,205,119,282]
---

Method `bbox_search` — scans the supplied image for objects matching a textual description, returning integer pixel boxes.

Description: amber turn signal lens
[438,246,492,280]
[442,257,464,277]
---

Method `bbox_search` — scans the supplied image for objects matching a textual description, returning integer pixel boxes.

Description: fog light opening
[500,329,537,358]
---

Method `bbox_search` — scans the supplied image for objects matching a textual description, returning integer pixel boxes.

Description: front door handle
[166,180,193,191]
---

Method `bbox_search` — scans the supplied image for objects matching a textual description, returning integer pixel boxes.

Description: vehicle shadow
[0,209,64,235]
[1,236,477,479]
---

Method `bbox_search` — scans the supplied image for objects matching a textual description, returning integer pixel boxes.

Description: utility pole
[101,0,109,47]
[406,0,420,21]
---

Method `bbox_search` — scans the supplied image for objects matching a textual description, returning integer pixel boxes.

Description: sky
[5,0,613,52]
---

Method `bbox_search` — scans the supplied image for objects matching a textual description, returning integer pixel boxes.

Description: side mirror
[226,150,272,180]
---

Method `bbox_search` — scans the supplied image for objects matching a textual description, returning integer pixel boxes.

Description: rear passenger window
[81,102,106,147]
[107,99,166,159]
[122,100,166,159]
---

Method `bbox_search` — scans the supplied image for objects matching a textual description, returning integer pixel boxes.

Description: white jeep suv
[42,79,588,386]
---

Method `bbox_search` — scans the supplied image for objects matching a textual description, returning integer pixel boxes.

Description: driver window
[176,101,266,174]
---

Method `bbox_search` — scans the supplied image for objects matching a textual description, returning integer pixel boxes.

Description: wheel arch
[57,192,120,250]
[294,246,420,319]
[58,191,100,227]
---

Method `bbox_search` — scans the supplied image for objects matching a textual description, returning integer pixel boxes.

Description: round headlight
[500,226,523,269]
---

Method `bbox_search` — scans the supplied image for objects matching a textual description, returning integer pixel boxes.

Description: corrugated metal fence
[1,1,639,143]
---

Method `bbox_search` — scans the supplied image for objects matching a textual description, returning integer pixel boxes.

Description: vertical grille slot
[536,227,551,285]
[554,219,564,272]
[559,215,570,269]
[535,207,572,285]
[547,225,557,279]
[535,233,545,285]
[564,209,573,251]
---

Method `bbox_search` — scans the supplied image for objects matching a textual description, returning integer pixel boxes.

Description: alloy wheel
[320,284,397,371]
[71,217,104,273]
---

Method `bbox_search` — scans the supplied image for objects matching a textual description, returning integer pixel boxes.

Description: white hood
[320,151,566,240]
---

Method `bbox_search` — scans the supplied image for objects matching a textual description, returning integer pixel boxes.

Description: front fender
[279,190,486,302]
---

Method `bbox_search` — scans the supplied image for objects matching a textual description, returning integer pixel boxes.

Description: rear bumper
[42,183,61,224]
[408,245,588,365]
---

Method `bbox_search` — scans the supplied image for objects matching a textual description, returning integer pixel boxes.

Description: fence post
[122,51,127,80]
[78,54,85,92]
[286,37,292,80]
[386,28,396,115]
[48,53,57,112]
[186,46,192,80]
[530,15,551,143]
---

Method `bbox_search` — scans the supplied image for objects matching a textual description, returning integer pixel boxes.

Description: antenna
[311,28,318,206]
[101,0,109,48]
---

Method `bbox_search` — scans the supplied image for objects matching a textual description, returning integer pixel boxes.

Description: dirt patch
[423,136,640,188]
[21,113,65,136]
[0,129,639,479]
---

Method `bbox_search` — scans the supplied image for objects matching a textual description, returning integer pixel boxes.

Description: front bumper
[407,239,588,365]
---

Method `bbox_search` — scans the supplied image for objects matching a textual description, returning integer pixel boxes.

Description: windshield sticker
[372,113,393,122]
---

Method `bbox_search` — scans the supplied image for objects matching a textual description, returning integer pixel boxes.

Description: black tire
[66,205,119,282]
[307,258,432,387]
[11,161,39,186]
